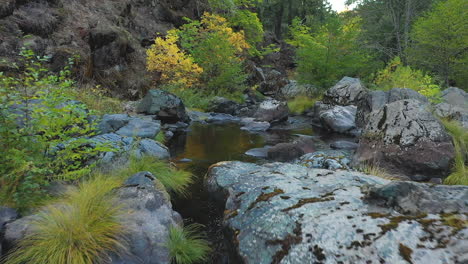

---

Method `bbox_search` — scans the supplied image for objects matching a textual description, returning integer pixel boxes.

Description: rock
[366,181,468,214]
[111,172,182,264]
[99,114,132,134]
[267,138,315,162]
[356,88,429,128]
[0,207,18,255]
[208,97,240,115]
[330,140,359,150]
[280,80,316,99]
[188,110,211,123]
[245,147,271,158]
[0,0,15,19]
[296,150,351,170]
[319,105,357,134]
[116,118,161,139]
[12,3,61,37]
[206,161,468,264]
[323,77,368,106]
[434,103,468,128]
[3,215,39,252]
[440,87,468,108]
[91,133,170,164]
[136,90,190,123]
[254,99,289,124]
[240,118,270,132]
[257,69,288,96]
[354,99,455,181]
[206,113,241,124]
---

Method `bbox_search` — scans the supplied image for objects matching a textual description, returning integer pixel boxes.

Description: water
[167,121,341,263]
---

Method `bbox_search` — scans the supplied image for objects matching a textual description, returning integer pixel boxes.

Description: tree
[409,0,468,89]
[288,15,375,88]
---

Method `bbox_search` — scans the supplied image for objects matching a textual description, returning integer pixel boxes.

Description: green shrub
[113,155,194,196]
[166,224,211,264]
[441,119,467,185]
[287,95,321,115]
[2,176,126,264]
[374,57,442,102]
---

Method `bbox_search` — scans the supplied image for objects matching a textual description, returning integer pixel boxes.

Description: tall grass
[442,119,468,185]
[166,224,211,264]
[113,156,194,196]
[3,176,126,264]
[287,95,321,115]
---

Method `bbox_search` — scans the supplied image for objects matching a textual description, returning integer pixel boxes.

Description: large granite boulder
[206,161,468,264]
[354,99,455,181]
[356,88,429,128]
[323,77,368,106]
[254,99,289,124]
[137,90,190,123]
[111,172,182,264]
[319,105,358,134]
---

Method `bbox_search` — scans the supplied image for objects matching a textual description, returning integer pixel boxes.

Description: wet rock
[137,90,190,123]
[111,172,182,264]
[254,99,289,124]
[206,113,241,124]
[116,118,161,139]
[319,105,357,134]
[208,97,240,115]
[245,147,271,158]
[240,118,270,132]
[323,77,368,106]
[330,140,359,150]
[280,80,316,99]
[206,161,468,264]
[354,99,455,181]
[296,150,351,170]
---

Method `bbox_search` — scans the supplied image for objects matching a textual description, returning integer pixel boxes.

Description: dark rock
[137,90,190,123]
[206,161,468,264]
[257,69,288,96]
[330,140,359,150]
[319,105,357,134]
[296,150,351,170]
[245,146,271,158]
[206,113,241,124]
[111,172,182,264]
[267,138,315,162]
[354,99,455,181]
[323,77,368,106]
[0,0,15,19]
[366,181,468,214]
[254,99,289,124]
[208,96,240,115]
[0,207,18,256]
[3,215,38,252]
[240,118,270,132]
[12,3,61,37]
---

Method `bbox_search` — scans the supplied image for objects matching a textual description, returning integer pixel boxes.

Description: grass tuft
[359,162,396,180]
[441,119,467,185]
[287,95,321,115]
[155,132,166,144]
[114,155,194,196]
[166,224,211,264]
[3,176,126,264]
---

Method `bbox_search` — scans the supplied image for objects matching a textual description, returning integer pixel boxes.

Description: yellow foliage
[147,30,203,88]
[200,13,250,54]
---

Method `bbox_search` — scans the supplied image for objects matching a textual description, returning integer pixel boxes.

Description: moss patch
[247,188,284,210]
[399,243,413,264]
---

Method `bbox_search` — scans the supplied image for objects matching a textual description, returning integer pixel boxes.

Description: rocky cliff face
[0,0,203,98]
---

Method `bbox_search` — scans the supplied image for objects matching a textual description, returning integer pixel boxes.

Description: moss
[247,188,284,210]
[365,212,390,219]
[266,222,302,264]
[224,209,239,220]
[441,213,468,234]
[399,243,413,264]
[379,214,427,235]
[281,196,334,212]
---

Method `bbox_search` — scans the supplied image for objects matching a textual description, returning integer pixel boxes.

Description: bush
[442,119,468,185]
[113,155,194,196]
[287,95,321,115]
[374,57,442,102]
[166,224,211,264]
[2,176,126,264]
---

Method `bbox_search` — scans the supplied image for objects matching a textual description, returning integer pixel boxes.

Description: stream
[167,121,351,263]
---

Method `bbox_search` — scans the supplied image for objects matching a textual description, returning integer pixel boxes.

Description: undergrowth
[2,176,126,264]
[166,224,211,264]
[441,119,468,185]
[287,95,321,115]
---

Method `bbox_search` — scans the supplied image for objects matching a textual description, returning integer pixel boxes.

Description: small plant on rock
[441,119,468,185]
